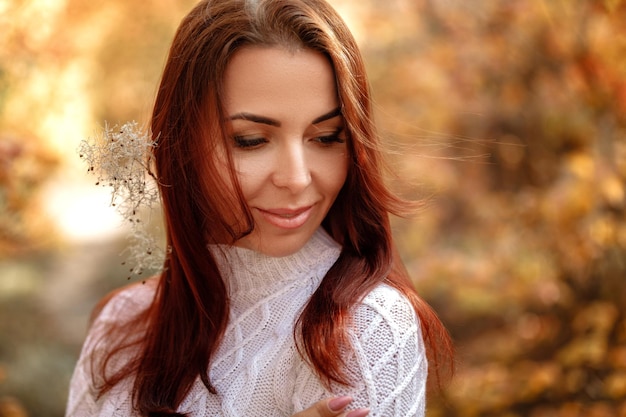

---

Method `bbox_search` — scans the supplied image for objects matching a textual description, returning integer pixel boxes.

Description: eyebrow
[229,113,280,126]
[312,107,342,124]
[229,107,342,127]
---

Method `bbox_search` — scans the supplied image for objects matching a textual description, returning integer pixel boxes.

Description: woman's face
[221,46,348,257]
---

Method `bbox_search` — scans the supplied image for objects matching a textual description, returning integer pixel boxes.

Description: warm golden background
[1,0,625,416]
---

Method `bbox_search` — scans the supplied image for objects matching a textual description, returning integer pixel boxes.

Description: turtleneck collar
[209,228,342,307]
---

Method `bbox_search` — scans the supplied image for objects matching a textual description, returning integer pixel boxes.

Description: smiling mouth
[256,206,314,229]
[275,212,300,218]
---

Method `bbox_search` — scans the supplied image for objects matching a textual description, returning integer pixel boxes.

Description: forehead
[222,46,338,121]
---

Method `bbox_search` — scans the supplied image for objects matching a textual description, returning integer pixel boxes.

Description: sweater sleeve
[65,281,155,417]
[344,284,428,417]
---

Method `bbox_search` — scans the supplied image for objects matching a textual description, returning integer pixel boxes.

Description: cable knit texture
[66,229,427,416]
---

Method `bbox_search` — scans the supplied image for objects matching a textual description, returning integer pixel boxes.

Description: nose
[272,142,311,193]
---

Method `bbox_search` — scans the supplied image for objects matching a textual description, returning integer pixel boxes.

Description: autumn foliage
[0,0,625,416]
[360,1,626,416]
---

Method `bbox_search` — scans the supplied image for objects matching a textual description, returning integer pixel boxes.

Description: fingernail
[346,408,369,417]
[328,396,353,412]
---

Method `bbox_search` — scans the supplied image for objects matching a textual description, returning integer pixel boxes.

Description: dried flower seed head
[78,121,165,278]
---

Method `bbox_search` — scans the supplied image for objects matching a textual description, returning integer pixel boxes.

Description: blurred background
[1,0,625,416]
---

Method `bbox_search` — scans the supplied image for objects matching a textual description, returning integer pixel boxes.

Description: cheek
[232,150,349,198]
[316,152,349,196]
[232,156,269,199]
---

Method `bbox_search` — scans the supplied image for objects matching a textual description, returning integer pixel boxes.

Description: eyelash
[232,129,345,149]
[233,136,268,149]
[315,130,345,146]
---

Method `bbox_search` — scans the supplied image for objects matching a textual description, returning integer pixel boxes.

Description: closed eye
[313,128,345,146]
[233,136,268,149]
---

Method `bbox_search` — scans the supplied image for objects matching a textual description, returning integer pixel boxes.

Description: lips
[255,205,314,230]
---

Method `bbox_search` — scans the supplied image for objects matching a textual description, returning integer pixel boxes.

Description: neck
[208,228,341,306]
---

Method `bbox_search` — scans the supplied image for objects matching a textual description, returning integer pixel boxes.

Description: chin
[236,232,312,258]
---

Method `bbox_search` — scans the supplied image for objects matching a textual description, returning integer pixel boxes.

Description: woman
[66,0,453,416]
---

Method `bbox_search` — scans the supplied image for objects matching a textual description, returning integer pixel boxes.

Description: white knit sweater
[66,229,427,416]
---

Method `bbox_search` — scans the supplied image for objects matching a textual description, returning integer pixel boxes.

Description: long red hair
[94,0,453,415]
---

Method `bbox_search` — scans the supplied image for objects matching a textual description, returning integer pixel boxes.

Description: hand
[291,396,369,417]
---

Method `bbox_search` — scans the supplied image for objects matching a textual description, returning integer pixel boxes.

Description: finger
[292,396,353,417]
[328,396,353,413]
[345,408,370,417]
